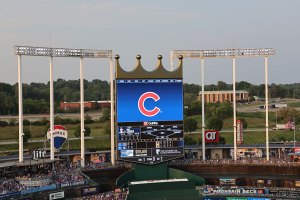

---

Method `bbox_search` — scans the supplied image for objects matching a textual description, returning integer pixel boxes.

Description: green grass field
[0,109,298,152]
[0,122,109,141]
[0,121,111,151]
[189,112,277,131]
[0,137,111,152]
[288,101,300,108]
[185,129,300,145]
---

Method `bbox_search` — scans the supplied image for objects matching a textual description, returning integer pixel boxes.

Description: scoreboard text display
[116,79,184,164]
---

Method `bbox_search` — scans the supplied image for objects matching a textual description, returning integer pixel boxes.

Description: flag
[285,121,294,129]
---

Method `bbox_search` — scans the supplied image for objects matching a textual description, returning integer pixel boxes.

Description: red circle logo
[138,92,160,117]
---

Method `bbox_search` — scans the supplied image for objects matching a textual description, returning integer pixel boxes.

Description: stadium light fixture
[13,45,112,58]
[171,48,275,59]
[171,48,275,162]
[13,45,115,167]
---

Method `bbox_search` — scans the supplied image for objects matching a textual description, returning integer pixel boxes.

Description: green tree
[54,116,63,124]
[206,116,223,131]
[217,81,228,90]
[185,101,202,117]
[104,121,111,134]
[84,115,93,124]
[74,125,91,137]
[9,118,17,126]
[0,120,8,127]
[184,93,197,105]
[23,126,32,143]
[183,83,201,94]
[184,118,198,133]
[184,136,197,145]
[100,108,110,122]
[277,107,299,123]
[44,123,50,135]
[24,99,49,114]
[236,81,252,91]
[216,102,233,119]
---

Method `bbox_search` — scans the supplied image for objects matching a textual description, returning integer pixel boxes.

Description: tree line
[0,79,299,115]
[183,80,298,99]
[0,79,110,115]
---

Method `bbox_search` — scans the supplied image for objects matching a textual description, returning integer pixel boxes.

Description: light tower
[13,46,115,166]
[171,48,275,161]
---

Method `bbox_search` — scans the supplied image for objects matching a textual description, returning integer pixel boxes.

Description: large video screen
[116,79,184,165]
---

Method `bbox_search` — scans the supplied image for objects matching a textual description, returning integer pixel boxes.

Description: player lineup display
[116,79,184,164]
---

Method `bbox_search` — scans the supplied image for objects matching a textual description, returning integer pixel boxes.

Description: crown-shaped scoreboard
[115,55,184,165]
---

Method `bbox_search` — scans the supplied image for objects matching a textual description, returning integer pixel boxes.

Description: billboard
[236,120,244,145]
[219,178,236,185]
[46,125,68,150]
[49,191,64,200]
[116,79,184,165]
[81,186,99,196]
[205,130,219,143]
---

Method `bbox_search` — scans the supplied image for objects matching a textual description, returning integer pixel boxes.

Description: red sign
[205,130,219,143]
[294,148,300,153]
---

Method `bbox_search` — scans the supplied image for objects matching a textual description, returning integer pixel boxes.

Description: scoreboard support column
[110,57,115,165]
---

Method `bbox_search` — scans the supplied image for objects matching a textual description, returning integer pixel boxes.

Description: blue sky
[1,0,299,84]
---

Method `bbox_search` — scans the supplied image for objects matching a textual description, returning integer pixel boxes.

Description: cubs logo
[138,92,160,117]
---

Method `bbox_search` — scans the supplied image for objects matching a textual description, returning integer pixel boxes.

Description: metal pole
[50,56,55,160]
[265,56,269,161]
[233,57,237,160]
[294,117,296,149]
[201,58,206,160]
[110,58,115,165]
[18,55,24,162]
[80,57,85,167]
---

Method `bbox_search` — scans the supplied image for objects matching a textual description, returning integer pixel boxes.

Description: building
[199,90,249,103]
[60,100,110,111]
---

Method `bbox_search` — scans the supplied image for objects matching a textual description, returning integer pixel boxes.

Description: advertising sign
[294,148,300,153]
[0,191,21,199]
[268,189,300,197]
[205,130,219,143]
[49,191,64,200]
[82,186,99,196]
[32,150,46,160]
[205,188,258,195]
[46,125,68,150]
[219,178,236,185]
[21,184,56,195]
[236,120,243,145]
[59,180,85,188]
[116,79,184,165]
